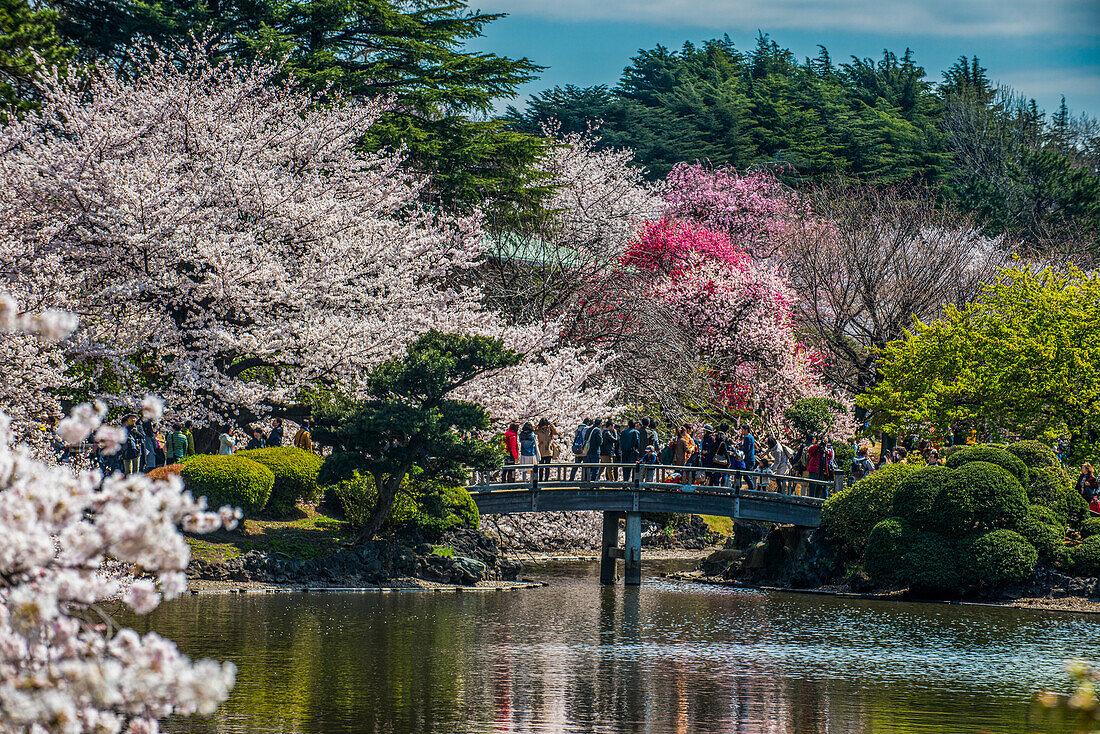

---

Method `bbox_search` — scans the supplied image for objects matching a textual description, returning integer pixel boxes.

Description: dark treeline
[505,35,1100,250]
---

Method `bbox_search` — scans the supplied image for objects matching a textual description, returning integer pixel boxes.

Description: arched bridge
[468,463,839,586]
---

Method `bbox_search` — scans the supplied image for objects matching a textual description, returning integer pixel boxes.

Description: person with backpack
[502,422,519,483]
[850,446,875,480]
[584,419,603,482]
[165,423,189,465]
[710,428,731,487]
[569,418,592,481]
[517,422,540,482]
[619,420,641,482]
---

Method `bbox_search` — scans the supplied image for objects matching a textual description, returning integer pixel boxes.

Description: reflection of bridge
[468,463,837,586]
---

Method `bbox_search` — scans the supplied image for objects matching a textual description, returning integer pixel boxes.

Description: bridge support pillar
[600,511,621,585]
[624,512,642,586]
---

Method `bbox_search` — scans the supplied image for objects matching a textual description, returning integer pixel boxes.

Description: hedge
[1027,465,1073,524]
[1017,505,1066,563]
[406,478,480,540]
[864,517,914,583]
[961,530,1038,590]
[934,461,1028,535]
[904,531,963,594]
[1070,536,1100,577]
[1080,517,1100,539]
[892,466,951,530]
[944,445,1029,487]
[237,447,324,517]
[1007,440,1059,471]
[180,455,275,515]
[820,463,917,553]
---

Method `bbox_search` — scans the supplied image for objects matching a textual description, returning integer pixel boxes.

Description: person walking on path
[619,420,641,482]
[165,423,189,464]
[267,417,284,448]
[293,420,313,452]
[535,418,557,482]
[584,419,603,482]
[121,414,142,475]
[218,426,236,455]
[569,418,592,481]
[517,422,540,482]
[502,422,520,483]
[739,424,756,491]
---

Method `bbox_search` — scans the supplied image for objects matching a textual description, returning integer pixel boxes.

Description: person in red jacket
[806,436,825,482]
[503,422,520,483]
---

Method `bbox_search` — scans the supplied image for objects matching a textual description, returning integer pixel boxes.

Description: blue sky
[469,0,1100,119]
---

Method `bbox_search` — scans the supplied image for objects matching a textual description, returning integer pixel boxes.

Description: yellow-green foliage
[181,455,275,515]
[821,463,917,553]
[1007,440,1059,471]
[238,447,324,517]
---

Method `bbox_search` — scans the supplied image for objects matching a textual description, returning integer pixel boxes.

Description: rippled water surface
[132,561,1100,733]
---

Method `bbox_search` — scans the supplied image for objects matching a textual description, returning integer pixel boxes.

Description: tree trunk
[355,467,411,544]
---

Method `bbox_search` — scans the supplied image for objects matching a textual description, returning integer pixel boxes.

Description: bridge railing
[468,461,838,501]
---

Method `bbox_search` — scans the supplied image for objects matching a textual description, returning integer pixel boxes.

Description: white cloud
[496,0,1100,38]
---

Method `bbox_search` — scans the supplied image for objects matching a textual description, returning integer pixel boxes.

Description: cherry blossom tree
[0,302,238,733]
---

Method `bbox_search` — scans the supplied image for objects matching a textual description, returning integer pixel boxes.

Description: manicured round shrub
[1007,440,1059,471]
[864,517,914,583]
[1017,505,1067,563]
[147,463,184,481]
[1070,536,1100,577]
[1080,517,1100,539]
[934,462,1028,535]
[903,531,963,594]
[1066,481,1089,524]
[404,478,480,540]
[961,529,1038,590]
[180,455,275,515]
[1027,465,1073,524]
[945,445,1029,487]
[892,466,951,530]
[820,463,917,553]
[237,447,324,517]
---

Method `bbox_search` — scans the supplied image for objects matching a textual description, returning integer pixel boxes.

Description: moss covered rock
[961,529,1038,590]
[821,463,917,553]
[945,445,1029,487]
[237,447,324,517]
[181,455,275,515]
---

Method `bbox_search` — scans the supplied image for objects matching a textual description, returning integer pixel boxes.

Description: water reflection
[128,561,1099,733]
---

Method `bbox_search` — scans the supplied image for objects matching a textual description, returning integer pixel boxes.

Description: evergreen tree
[0,0,71,117]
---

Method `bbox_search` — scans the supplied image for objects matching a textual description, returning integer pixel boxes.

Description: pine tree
[0,0,71,117]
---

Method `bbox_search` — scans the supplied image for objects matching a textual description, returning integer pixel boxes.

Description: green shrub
[180,455,275,515]
[783,397,845,439]
[317,451,373,487]
[238,447,324,517]
[892,466,951,530]
[961,530,1038,589]
[1027,465,1073,524]
[1080,517,1100,539]
[1066,481,1089,524]
[832,442,855,477]
[945,445,1029,487]
[1017,505,1067,563]
[904,532,963,594]
[329,471,417,529]
[1070,536,1100,576]
[403,478,479,540]
[820,463,917,553]
[864,517,914,583]
[1007,440,1059,471]
[940,445,967,460]
[934,462,1028,535]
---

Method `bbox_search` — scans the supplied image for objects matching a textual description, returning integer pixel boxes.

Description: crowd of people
[70,413,317,475]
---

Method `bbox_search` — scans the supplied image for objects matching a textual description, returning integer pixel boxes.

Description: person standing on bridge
[569,418,592,481]
[503,422,520,483]
[584,418,603,482]
[535,418,557,482]
[600,420,618,481]
[517,422,540,482]
[740,424,757,491]
[620,420,641,482]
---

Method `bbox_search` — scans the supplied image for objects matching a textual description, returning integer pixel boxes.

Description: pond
[131,561,1100,733]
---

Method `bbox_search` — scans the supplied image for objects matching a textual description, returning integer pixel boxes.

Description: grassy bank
[186,505,349,563]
